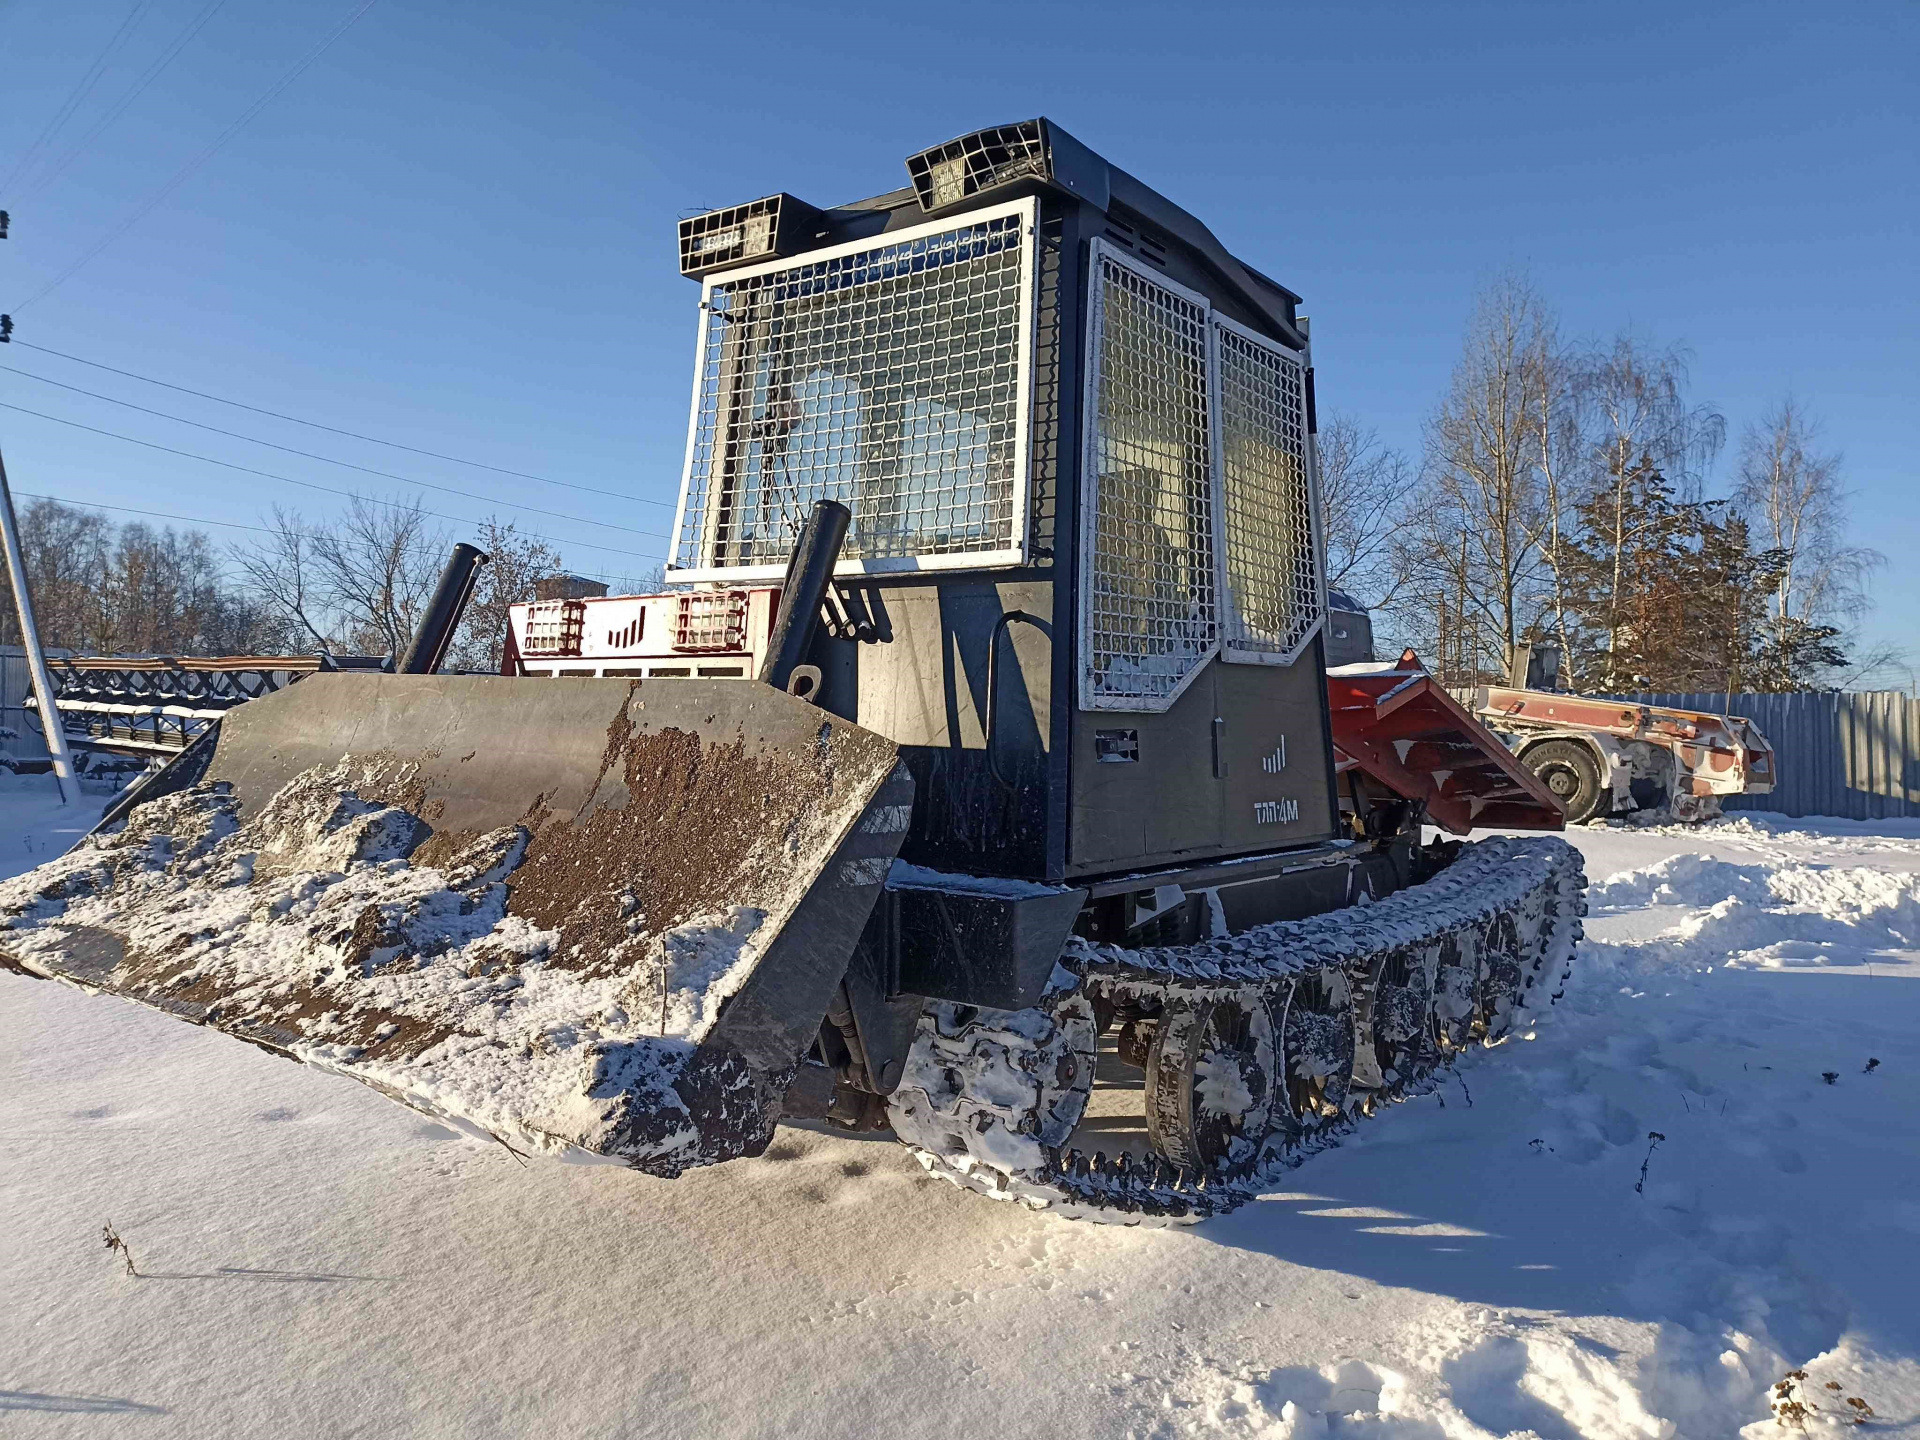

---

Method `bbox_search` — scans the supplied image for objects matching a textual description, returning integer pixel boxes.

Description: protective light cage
[672,591,749,652]
[522,599,586,657]
[1078,241,1324,712]
[905,121,1049,212]
[669,197,1038,582]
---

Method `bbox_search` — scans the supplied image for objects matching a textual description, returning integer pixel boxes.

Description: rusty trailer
[1469,685,1777,824]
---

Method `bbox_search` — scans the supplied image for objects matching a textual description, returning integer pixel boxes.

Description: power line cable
[9,490,640,586]
[16,0,228,205]
[0,401,663,560]
[1,0,155,197]
[13,340,672,508]
[15,490,269,534]
[12,0,378,311]
[0,362,665,539]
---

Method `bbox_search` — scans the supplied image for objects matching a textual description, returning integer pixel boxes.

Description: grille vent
[1102,218,1168,269]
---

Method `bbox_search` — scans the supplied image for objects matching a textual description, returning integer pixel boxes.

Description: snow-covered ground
[0,770,113,878]
[4,772,1917,1439]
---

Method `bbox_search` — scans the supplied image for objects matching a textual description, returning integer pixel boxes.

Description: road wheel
[1144,997,1275,1177]
[1367,945,1441,1090]
[1269,966,1355,1138]
[1525,739,1607,823]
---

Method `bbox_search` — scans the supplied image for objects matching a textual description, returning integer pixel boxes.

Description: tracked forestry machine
[2,121,1585,1221]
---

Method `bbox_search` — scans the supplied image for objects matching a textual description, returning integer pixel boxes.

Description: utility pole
[0,439,80,804]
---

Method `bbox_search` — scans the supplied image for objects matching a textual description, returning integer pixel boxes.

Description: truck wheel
[1525,740,1606,823]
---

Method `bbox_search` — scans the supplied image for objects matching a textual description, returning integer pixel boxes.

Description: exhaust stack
[399,542,489,675]
[758,501,850,696]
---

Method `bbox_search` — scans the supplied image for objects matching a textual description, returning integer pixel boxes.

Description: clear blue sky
[2,2,1914,667]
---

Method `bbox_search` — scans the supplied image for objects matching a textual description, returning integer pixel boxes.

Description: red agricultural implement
[1328,656,1567,836]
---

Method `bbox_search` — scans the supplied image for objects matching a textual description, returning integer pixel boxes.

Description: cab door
[1212,641,1338,854]
[1068,665,1223,873]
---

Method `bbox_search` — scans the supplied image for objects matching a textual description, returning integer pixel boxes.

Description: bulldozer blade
[0,674,914,1176]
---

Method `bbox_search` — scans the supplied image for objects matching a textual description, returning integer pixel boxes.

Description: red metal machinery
[1468,684,1776,823]
[1328,654,1568,834]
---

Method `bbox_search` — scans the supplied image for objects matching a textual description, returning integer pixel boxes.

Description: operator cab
[508,119,1335,887]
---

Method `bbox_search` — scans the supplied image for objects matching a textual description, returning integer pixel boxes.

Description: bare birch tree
[1315,411,1418,609]
[309,495,448,658]
[1531,315,1587,688]
[1734,399,1882,687]
[232,507,337,653]
[233,496,448,658]
[1735,399,1873,627]
[1395,273,1557,683]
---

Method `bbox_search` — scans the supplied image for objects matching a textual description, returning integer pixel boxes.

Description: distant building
[533,574,610,602]
[1,643,68,765]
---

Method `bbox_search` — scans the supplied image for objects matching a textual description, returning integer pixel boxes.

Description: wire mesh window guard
[1214,316,1324,664]
[669,198,1036,579]
[1079,240,1218,711]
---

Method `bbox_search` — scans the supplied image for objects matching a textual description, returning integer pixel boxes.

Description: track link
[887,836,1587,1223]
